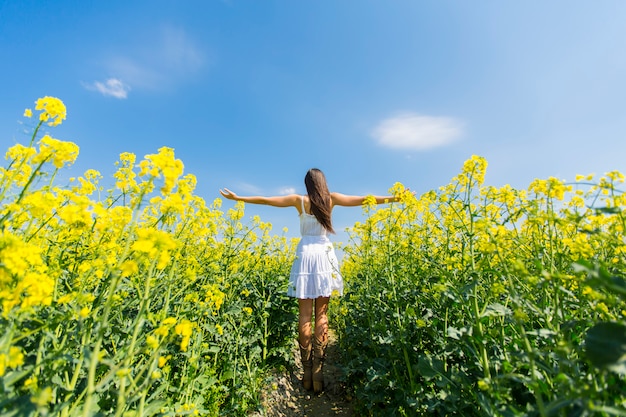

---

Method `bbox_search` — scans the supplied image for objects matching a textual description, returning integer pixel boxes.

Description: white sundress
[287,196,344,299]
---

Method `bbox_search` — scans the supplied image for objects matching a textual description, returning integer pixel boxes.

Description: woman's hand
[219,188,238,201]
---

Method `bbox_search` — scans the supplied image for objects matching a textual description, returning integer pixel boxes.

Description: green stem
[0,159,48,228]
[520,326,546,417]
[83,272,128,416]
[473,284,491,380]
[0,120,43,204]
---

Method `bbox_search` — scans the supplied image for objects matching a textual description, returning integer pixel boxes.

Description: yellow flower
[33,135,79,168]
[0,231,53,315]
[158,356,169,368]
[477,379,490,391]
[56,197,92,228]
[120,260,139,277]
[596,302,609,315]
[175,319,194,352]
[23,375,38,390]
[155,325,170,337]
[363,195,377,209]
[34,96,66,126]
[24,108,32,118]
[113,152,139,193]
[140,147,184,195]
[162,317,177,326]
[79,307,90,318]
[204,283,225,311]
[131,228,178,269]
[215,324,224,336]
[8,346,25,368]
[72,169,102,196]
[461,155,488,186]
[607,170,625,183]
[57,294,73,304]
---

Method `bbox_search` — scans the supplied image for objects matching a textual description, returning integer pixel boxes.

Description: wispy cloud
[372,113,463,150]
[237,182,263,195]
[82,78,130,99]
[84,25,208,97]
[159,26,205,74]
[278,187,296,195]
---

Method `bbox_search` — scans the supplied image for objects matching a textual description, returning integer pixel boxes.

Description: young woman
[220,168,400,393]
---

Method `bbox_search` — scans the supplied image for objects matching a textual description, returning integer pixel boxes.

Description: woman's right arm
[330,192,398,207]
[220,188,300,208]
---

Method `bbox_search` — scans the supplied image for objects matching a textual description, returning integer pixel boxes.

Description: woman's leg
[314,296,329,343]
[298,298,314,390]
[312,296,330,392]
[298,298,314,347]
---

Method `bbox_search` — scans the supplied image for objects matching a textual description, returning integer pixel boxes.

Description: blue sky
[2,1,626,241]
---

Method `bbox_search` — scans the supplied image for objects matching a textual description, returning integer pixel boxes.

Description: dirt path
[251,330,354,417]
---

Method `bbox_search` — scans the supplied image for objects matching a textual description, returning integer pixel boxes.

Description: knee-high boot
[299,342,313,391]
[312,336,327,393]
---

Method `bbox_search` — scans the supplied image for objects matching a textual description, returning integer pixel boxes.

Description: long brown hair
[304,168,335,233]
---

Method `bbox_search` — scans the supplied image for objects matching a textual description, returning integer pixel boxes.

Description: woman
[220,168,400,393]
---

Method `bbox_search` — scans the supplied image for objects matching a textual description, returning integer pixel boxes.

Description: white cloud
[106,57,161,89]
[84,26,208,96]
[278,187,296,195]
[372,113,463,150]
[82,78,130,99]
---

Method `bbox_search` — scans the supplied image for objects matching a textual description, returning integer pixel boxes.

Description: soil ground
[251,330,354,417]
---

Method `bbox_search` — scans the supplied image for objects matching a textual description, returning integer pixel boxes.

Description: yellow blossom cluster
[203,283,225,312]
[3,144,36,186]
[33,135,79,169]
[0,231,53,315]
[24,96,67,126]
[0,346,25,376]
[139,147,184,195]
[174,319,195,351]
[131,228,178,269]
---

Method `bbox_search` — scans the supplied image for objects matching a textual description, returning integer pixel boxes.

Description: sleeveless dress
[287,196,344,299]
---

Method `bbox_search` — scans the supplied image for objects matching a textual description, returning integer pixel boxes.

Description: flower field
[1,97,625,416]
[1,98,299,416]
[337,157,626,416]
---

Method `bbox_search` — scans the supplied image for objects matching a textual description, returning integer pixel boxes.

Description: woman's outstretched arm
[330,192,400,207]
[220,188,300,208]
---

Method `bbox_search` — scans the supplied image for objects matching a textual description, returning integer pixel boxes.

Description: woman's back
[300,196,328,237]
[300,212,328,237]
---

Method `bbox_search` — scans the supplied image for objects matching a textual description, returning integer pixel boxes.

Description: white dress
[287,197,344,299]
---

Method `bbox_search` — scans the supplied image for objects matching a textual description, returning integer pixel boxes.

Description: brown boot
[299,342,313,391]
[312,336,327,393]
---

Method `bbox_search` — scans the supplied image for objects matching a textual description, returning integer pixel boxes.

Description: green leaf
[417,355,445,380]
[221,369,234,381]
[593,206,621,214]
[526,329,556,338]
[1,369,31,388]
[574,260,626,299]
[591,405,626,416]
[481,303,511,318]
[585,322,626,374]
